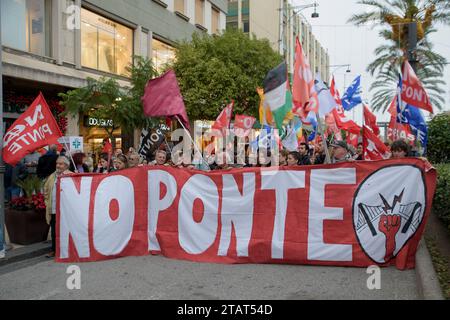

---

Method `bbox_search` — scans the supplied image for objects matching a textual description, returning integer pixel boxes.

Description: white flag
[282,126,298,151]
[315,73,337,117]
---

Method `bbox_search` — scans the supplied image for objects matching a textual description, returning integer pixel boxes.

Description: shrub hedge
[433,164,450,230]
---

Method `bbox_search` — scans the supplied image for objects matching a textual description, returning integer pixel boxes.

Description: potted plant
[5,176,49,245]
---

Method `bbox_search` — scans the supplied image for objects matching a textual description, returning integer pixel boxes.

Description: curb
[0,241,52,267]
[415,240,445,300]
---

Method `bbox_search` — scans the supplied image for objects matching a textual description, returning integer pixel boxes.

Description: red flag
[363,104,380,136]
[387,95,398,116]
[3,93,62,166]
[325,112,342,141]
[386,96,415,143]
[212,101,234,133]
[401,60,433,113]
[387,113,415,144]
[234,114,256,137]
[101,138,113,155]
[165,117,173,128]
[346,133,359,149]
[292,37,318,116]
[326,77,344,141]
[363,126,390,160]
[332,105,361,134]
[142,70,190,130]
[330,77,343,106]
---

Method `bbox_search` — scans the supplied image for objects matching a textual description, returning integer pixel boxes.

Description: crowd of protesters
[3,137,421,203]
[2,136,422,258]
[3,137,421,205]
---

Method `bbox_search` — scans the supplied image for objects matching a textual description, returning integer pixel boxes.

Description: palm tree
[348,0,450,112]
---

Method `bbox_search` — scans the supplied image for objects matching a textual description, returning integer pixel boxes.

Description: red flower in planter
[10,197,31,211]
[11,193,46,211]
[31,193,46,210]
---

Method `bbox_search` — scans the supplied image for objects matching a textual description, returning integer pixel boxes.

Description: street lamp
[311,3,319,18]
[330,64,351,91]
[330,64,351,75]
[287,2,320,19]
[278,2,320,55]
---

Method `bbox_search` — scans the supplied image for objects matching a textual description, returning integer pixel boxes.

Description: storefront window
[152,39,176,73]
[1,0,51,56]
[81,8,133,76]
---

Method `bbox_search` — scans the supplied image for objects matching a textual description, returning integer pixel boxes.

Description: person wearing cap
[330,141,354,163]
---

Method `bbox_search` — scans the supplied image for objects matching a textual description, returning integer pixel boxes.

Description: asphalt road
[0,254,419,300]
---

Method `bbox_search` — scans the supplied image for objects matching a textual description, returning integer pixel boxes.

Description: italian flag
[262,63,292,134]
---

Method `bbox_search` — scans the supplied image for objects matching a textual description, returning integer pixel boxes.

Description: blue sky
[291,0,450,123]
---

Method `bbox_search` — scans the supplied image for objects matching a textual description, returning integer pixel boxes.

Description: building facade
[226,0,329,83]
[1,0,227,154]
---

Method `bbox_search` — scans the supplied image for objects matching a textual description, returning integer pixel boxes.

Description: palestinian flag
[263,63,292,134]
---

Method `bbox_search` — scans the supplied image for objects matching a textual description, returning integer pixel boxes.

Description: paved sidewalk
[0,254,420,300]
[0,241,52,267]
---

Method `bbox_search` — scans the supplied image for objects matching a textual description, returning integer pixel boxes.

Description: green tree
[427,112,450,163]
[124,56,161,129]
[59,56,159,147]
[348,0,449,112]
[170,29,283,120]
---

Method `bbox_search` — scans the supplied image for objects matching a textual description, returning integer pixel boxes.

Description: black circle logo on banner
[352,165,426,264]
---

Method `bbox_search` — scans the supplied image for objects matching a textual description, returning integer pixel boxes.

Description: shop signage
[84,117,114,128]
[58,136,84,153]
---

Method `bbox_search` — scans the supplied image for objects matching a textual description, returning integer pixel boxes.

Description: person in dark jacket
[96,153,115,174]
[70,152,90,173]
[37,145,58,179]
[297,143,312,165]
[313,141,326,165]
[4,160,28,202]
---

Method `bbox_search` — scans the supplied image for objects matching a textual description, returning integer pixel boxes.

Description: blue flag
[250,125,278,152]
[306,112,318,142]
[396,76,428,153]
[341,75,362,111]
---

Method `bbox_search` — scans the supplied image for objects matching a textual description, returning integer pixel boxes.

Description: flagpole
[175,116,209,169]
[0,3,5,255]
[315,113,331,164]
[61,140,78,173]
[362,125,365,160]
[395,84,404,141]
[164,136,173,154]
